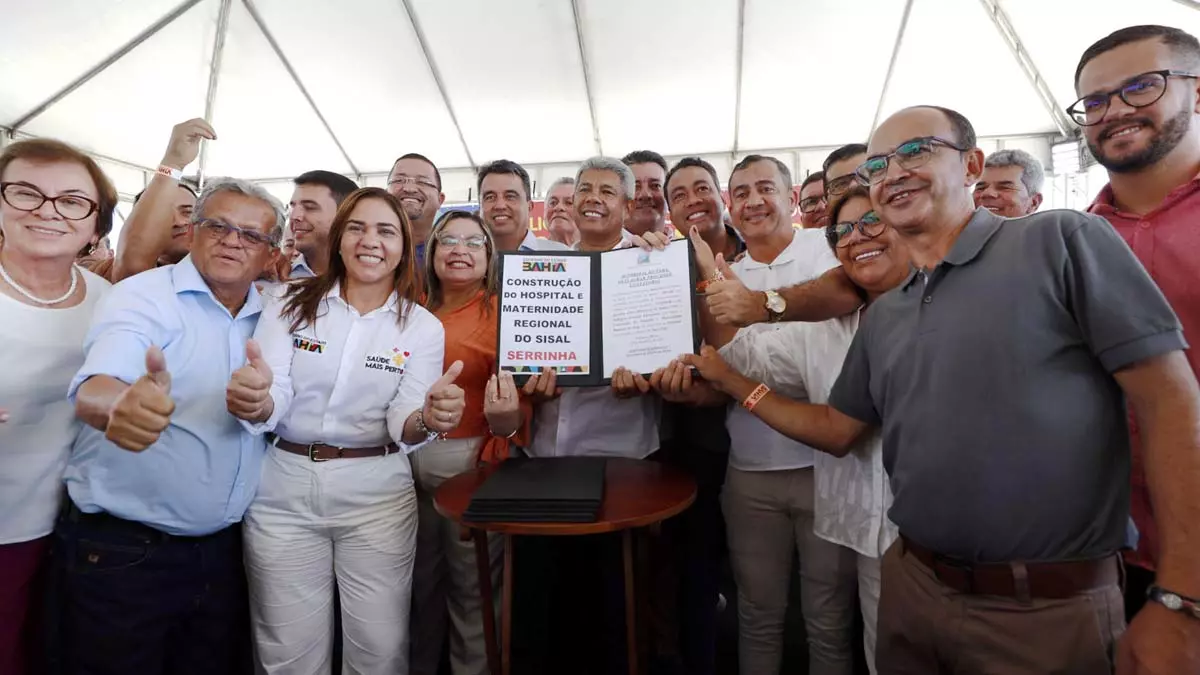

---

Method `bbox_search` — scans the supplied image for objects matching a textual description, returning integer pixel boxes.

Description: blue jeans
[51,504,252,675]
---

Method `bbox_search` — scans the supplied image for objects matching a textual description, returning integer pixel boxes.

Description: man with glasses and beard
[622,150,670,237]
[1076,24,1200,623]
[387,153,446,261]
[798,171,828,229]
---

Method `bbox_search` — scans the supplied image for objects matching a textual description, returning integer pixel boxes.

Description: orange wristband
[741,383,770,411]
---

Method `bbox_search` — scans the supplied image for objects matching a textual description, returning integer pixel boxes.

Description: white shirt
[247,284,445,474]
[519,228,572,252]
[726,228,840,472]
[720,311,898,557]
[530,231,660,458]
[0,269,109,543]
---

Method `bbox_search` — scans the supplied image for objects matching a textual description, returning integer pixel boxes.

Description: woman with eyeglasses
[235,187,466,674]
[668,185,910,675]
[0,139,116,673]
[409,210,529,675]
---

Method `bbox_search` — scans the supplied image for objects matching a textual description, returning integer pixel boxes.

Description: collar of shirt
[172,254,264,318]
[1089,171,1200,219]
[901,208,1003,292]
[740,228,802,271]
[325,282,400,316]
[571,232,634,252]
[291,253,316,279]
[518,229,540,251]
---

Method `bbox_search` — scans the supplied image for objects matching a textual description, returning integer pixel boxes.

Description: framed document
[497,242,700,386]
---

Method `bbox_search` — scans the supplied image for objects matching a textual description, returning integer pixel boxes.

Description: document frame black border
[496,243,700,388]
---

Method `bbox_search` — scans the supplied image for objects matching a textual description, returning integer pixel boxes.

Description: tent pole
[242,0,360,176]
[398,0,476,170]
[198,0,234,188]
[732,0,747,155]
[978,0,1074,138]
[869,0,915,137]
[7,0,204,133]
[570,0,603,155]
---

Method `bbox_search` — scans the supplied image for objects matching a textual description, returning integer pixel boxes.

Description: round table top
[434,457,697,535]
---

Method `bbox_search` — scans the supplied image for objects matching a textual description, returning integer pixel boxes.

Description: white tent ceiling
[2,0,1199,204]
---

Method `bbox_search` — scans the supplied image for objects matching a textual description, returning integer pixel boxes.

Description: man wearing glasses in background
[1076,24,1200,624]
[972,149,1044,218]
[797,170,828,229]
[57,178,286,675]
[387,153,446,261]
[822,143,869,204]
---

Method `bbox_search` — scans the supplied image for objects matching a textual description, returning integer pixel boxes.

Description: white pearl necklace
[0,258,78,306]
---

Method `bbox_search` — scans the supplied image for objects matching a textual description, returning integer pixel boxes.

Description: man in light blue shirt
[56,177,285,675]
[477,158,572,252]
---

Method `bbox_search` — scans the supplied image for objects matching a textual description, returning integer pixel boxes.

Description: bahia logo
[522,258,567,273]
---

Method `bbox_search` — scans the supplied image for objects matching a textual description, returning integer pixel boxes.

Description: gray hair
[984,149,1045,196]
[575,156,634,200]
[193,177,287,243]
[545,175,575,196]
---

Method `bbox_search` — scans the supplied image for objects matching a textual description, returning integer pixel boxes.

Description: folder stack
[464,457,607,523]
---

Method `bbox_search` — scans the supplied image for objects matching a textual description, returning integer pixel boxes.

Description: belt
[276,438,399,462]
[901,536,1120,600]
[63,501,231,543]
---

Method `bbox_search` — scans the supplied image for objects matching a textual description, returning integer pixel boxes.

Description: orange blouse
[435,292,530,464]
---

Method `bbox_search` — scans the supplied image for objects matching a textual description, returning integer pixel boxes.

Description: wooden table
[434,457,697,675]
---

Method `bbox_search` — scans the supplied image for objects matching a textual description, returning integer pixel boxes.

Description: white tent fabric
[2,0,1199,214]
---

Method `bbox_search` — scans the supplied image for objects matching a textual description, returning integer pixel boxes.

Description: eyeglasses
[825,173,858,197]
[196,218,277,249]
[1067,70,1199,127]
[798,195,826,214]
[825,211,886,249]
[436,234,486,250]
[388,174,439,192]
[1,182,98,220]
[855,136,970,186]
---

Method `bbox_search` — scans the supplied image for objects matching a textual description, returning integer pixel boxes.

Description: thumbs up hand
[106,346,176,452]
[227,339,275,423]
[422,360,466,434]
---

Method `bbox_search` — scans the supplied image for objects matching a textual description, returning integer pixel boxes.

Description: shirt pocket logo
[365,347,409,374]
[292,335,326,354]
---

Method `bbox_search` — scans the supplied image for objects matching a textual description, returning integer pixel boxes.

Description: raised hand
[226,339,274,423]
[483,370,522,437]
[161,118,217,171]
[423,361,466,433]
[704,253,764,327]
[106,346,175,452]
[689,226,719,281]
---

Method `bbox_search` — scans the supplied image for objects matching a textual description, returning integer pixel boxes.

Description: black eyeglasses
[798,195,826,214]
[1067,70,1199,127]
[825,173,858,197]
[855,136,970,186]
[1,182,98,220]
[825,211,886,249]
[196,218,277,249]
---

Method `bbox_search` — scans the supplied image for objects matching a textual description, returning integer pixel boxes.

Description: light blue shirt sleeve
[68,278,172,400]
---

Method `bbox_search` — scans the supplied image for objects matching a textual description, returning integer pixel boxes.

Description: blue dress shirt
[65,255,266,536]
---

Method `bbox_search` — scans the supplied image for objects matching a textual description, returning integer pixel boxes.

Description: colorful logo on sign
[522,259,567,272]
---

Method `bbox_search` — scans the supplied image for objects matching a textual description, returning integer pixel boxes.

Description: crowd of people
[1,21,1200,675]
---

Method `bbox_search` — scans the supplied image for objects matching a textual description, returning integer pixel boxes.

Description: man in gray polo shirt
[710,105,1200,673]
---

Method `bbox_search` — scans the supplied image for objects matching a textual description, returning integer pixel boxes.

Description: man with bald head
[728,104,1200,673]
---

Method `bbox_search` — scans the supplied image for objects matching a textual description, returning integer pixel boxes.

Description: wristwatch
[763,290,786,323]
[1147,585,1200,621]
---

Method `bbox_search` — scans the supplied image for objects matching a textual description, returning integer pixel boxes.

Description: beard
[1088,106,1192,174]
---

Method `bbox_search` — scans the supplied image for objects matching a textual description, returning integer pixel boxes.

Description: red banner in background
[444,190,809,240]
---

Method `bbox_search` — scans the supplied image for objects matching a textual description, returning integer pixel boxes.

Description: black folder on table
[464,457,607,523]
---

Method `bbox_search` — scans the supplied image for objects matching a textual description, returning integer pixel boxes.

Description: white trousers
[244,446,419,675]
[409,437,503,675]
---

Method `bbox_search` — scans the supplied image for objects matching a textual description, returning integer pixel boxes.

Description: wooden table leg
[502,534,513,675]
[473,529,501,675]
[623,528,639,675]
